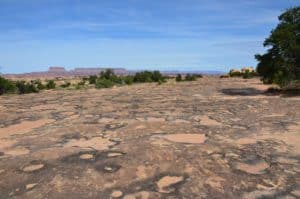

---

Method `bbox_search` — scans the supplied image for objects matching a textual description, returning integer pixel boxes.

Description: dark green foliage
[46,80,56,89]
[95,78,114,88]
[133,71,153,83]
[15,81,39,94]
[185,74,197,81]
[243,70,252,79]
[123,76,134,85]
[255,7,300,87]
[32,79,46,90]
[152,70,164,82]
[133,71,165,83]
[61,81,71,88]
[175,74,182,82]
[88,75,97,84]
[0,76,16,95]
[100,69,116,80]
[84,69,166,89]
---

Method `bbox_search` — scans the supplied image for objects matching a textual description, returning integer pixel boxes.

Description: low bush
[95,79,114,88]
[176,74,182,82]
[133,71,165,83]
[185,74,197,81]
[0,76,16,95]
[88,75,97,84]
[123,76,134,85]
[15,81,39,94]
[46,80,56,89]
[32,79,46,90]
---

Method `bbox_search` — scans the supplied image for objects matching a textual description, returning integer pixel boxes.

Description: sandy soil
[0,77,299,199]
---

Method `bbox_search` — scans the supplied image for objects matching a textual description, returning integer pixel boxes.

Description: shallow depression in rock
[163,134,207,144]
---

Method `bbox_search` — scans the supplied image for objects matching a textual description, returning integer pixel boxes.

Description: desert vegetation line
[0,70,201,95]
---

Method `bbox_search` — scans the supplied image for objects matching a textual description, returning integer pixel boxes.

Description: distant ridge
[3,67,225,78]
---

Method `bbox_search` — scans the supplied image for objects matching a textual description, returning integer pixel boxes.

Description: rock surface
[0,77,299,198]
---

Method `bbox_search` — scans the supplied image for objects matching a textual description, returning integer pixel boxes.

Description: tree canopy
[255,6,300,87]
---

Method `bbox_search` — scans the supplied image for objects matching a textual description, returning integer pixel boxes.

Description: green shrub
[152,70,164,82]
[95,79,114,88]
[243,70,252,79]
[46,80,56,89]
[0,76,16,95]
[16,81,39,94]
[88,75,97,84]
[133,71,165,83]
[134,71,152,83]
[32,79,46,90]
[185,74,197,81]
[123,76,134,85]
[176,74,182,82]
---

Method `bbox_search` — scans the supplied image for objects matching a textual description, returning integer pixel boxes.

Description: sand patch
[236,138,257,145]
[0,139,16,150]
[195,115,222,126]
[31,104,60,111]
[123,191,150,199]
[64,137,115,151]
[23,163,44,172]
[5,147,30,156]
[163,134,206,144]
[26,183,37,190]
[135,125,146,130]
[146,117,165,122]
[31,147,78,160]
[172,119,190,124]
[79,154,94,160]
[205,176,225,192]
[262,113,285,118]
[236,160,269,174]
[156,175,184,193]
[111,190,123,198]
[60,112,76,117]
[276,157,298,164]
[136,165,147,179]
[98,118,115,123]
[107,152,123,157]
[0,119,55,138]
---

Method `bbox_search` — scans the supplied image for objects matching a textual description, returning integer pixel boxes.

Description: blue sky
[0,0,299,73]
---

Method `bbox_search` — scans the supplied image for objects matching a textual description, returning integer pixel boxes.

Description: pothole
[163,134,207,144]
[123,191,150,199]
[111,190,123,198]
[107,152,124,157]
[22,163,45,172]
[79,153,94,160]
[156,175,184,193]
[63,137,116,151]
[26,183,37,190]
[235,159,269,174]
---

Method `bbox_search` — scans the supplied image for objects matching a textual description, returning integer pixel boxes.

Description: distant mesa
[2,66,225,79]
[3,67,128,78]
[48,66,67,73]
